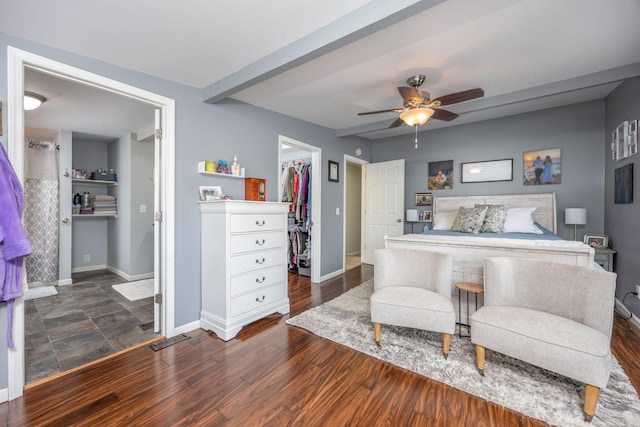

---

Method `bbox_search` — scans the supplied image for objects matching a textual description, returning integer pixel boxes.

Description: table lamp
[564,208,587,241]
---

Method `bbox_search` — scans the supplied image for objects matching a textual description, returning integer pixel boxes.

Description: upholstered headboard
[432,193,557,233]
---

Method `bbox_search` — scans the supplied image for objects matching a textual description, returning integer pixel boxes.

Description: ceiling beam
[202,0,445,104]
[337,63,640,138]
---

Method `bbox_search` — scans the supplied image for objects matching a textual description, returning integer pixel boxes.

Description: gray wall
[345,161,362,255]
[605,77,640,315]
[0,31,374,390]
[372,100,606,241]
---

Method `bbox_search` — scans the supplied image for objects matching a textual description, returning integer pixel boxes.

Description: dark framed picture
[328,160,339,182]
[428,160,454,190]
[615,163,633,204]
[523,148,561,185]
[415,192,432,206]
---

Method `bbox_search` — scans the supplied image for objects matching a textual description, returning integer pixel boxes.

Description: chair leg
[584,384,600,422]
[475,345,485,375]
[373,322,381,346]
[442,333,451,359]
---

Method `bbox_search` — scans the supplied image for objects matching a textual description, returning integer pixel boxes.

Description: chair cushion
[371,286,455,334]
[471,306,611,388]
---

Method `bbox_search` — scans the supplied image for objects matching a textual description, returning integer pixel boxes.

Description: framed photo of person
[415,192,432,206]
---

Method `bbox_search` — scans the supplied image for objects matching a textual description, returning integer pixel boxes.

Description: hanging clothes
[281,159,312,274]
[0,144,33,348]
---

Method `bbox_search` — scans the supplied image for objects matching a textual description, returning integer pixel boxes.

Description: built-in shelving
[72,178,118,186]
[73,213,117,218]
[197,161,245,178]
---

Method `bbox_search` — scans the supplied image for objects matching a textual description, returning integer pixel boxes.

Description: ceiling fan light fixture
[24,91,46,110]
[400,107,434,126]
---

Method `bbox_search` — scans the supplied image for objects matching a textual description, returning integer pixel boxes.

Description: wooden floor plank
[3,264,639,426]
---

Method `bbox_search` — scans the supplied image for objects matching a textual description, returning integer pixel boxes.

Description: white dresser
[200,200,290,340]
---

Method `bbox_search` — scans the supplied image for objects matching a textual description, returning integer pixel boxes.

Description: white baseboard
[71,264,108,273]
[107,266,153,282]
[319,268,344,282]
[176,321,201,336]
[0,387,8,404]
[58,278,73,286]
[615,298,640,330]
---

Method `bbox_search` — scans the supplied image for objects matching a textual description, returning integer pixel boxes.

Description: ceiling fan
[358,74,484,129]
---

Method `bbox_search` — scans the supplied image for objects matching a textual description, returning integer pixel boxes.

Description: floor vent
[139,322,154,331]
[149,334,190,351]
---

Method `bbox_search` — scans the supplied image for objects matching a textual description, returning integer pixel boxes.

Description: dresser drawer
[229,248,286,274]
[230,231,284,254]
[230,283,286,318]
[230,265,285,296]
[230,214,284,233]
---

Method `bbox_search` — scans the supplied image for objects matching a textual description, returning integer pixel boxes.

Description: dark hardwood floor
[1,264,639,426]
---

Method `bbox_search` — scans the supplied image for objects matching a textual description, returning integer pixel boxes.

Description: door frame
[277,135,321,283]
[7,46,176,399]
[342,155,368,269]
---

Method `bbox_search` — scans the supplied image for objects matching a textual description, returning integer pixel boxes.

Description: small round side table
[455,282,484,338]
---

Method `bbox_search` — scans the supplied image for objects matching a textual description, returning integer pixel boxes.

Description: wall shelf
[72,178,117,186]
[73,213,117,218]
[197,161,244,178]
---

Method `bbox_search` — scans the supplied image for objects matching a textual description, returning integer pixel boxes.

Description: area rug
[286,279,640,427]
[113,278,154,301]
[23,285,58,301]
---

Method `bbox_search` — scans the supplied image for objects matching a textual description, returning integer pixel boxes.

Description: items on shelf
[231,155,241,176]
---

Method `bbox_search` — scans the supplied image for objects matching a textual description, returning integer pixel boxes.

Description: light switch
[140,204,147,213]
[336,207,340,215]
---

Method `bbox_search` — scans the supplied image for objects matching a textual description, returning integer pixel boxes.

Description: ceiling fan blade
[431,108,459,122]
[358,108,401,116]
[432,88,484,106]
[388,118,405,128]
[398,86,421,103]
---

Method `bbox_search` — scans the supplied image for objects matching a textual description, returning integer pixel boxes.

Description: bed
[385,193,594,286]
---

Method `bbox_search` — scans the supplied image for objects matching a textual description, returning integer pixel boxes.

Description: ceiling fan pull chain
[414,125,419,149]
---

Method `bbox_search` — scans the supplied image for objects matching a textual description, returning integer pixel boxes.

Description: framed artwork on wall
[328,160,339,182]
[614,163,633,204]
[629,120,638,157]
[415,192,432,206]
[461,159,513,183]
[615,121,629,161]
[523,148,561,185]
[428,160,454,190]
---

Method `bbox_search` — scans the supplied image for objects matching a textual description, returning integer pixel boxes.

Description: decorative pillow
[475,204,509,233]
[502,207,543,234]
[450,206,489,234]
[432,211,458,230]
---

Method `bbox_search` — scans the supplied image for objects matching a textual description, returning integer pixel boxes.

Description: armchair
[370,248,455,358]
[471,257,617,421]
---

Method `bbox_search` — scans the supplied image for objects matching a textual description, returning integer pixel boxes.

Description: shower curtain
[23,139,60,284]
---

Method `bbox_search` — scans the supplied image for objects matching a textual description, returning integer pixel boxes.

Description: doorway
[343,155,368,270]
[7,46,176,399]
[278,135,321,283]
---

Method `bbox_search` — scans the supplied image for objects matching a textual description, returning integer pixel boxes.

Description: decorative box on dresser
[200,200,290,340]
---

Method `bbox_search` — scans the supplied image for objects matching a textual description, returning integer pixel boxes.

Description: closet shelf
[197,162,245,178]
[72,178,117,186]
[73,213,117,218]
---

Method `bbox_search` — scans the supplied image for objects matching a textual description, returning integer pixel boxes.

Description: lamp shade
[406,209,419,222]
[400,107,435,126]
[24,91,46,111]
[564,208,587,225]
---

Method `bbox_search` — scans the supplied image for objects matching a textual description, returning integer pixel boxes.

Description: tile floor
[24,270,159,385]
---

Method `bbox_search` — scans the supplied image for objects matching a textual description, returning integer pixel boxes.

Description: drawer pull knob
[256,295,266,303]
[256,276,266,283]
[256,220,265,226]
[256,239,266,245]
[256,258,266,264]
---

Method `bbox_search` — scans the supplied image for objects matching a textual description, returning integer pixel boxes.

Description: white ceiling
[3,0,640,140]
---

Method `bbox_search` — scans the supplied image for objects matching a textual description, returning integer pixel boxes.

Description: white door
[153,109,162,332]
[362,159,405,264]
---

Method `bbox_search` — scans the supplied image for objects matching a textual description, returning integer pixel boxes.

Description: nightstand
[593,247,616,272]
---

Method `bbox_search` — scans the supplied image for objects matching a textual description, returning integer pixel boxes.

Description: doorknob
[62,218,70,224]
[63,169,70,177]
[397,218,402,223]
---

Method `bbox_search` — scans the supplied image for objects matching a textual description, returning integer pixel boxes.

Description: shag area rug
[286,279,640,427]
[23,285,58,301]
[113,278,154,301]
